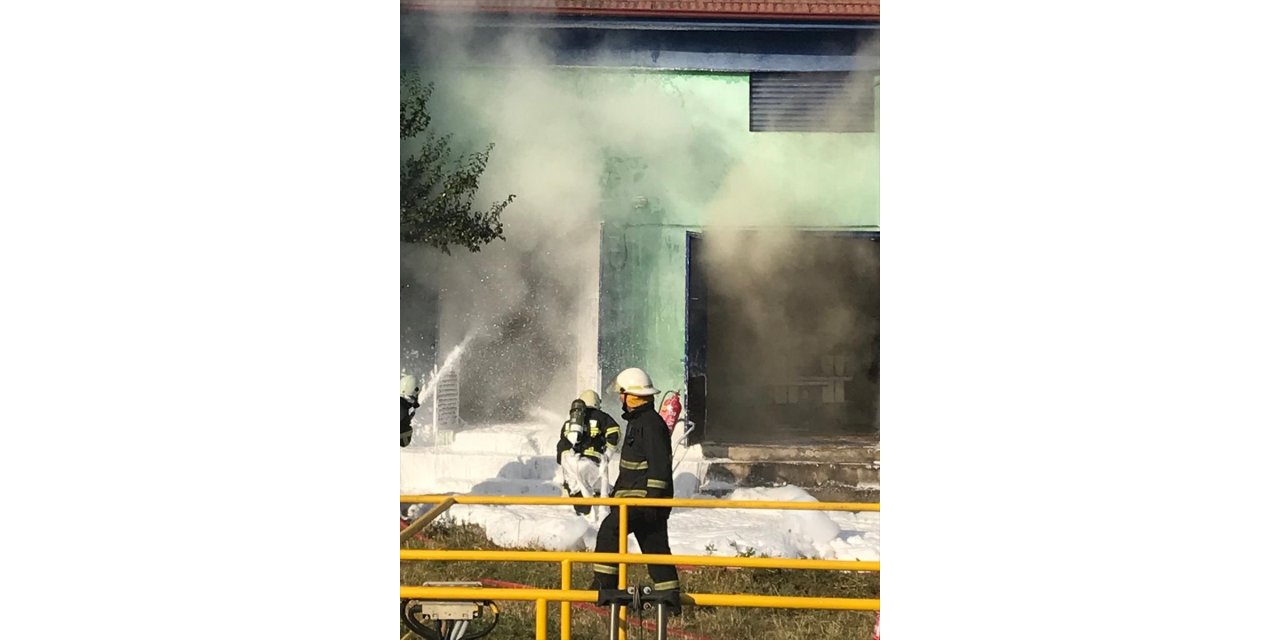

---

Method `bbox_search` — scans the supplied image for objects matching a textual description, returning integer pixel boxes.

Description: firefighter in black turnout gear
[590,367,680,610]
[556,390,620,516]
[400,375,418,447]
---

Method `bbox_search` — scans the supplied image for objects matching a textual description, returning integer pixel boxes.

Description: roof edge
[401,2,880,23]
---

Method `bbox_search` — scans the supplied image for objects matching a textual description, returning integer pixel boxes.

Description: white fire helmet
[400,374,418,397]
[579,390,601,409]
[612,367,659,397]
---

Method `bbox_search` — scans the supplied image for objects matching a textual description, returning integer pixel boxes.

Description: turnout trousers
[590,506,680,591]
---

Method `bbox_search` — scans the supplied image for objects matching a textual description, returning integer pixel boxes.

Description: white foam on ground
[666,486,879,561]
[402,421,878,560]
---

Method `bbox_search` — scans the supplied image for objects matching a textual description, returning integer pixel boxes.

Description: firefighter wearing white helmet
[591,367,680,610]
[556,390,621,516]
[612,367,659,396]
[579,388,620,470]
[400,375,419,447]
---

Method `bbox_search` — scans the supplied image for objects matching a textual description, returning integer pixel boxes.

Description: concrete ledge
[702,443,879,464]
[706,459,878,487]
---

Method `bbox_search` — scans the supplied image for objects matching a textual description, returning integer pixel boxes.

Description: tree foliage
[401,72,514,254]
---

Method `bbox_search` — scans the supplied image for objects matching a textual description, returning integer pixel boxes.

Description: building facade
[403,1,879,446]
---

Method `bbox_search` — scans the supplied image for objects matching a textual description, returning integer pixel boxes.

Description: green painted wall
[592,72,879,394]
[420,67,879,396]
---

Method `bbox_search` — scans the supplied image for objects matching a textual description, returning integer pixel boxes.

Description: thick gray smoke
[699,229,880,437]
[401,16,879,430]
[699,35,881,436]
[400,21,727,423]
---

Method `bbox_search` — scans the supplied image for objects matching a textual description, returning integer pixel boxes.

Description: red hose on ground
[477,578,715,640]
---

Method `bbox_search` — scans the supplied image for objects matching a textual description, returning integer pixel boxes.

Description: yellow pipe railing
[400,494,879,512]
[399,493,881,638]
[559,559,571,640]
[618,504,628,640]
[399,586,881,611]
[535,598,548,640]
[401,549,880,572]
[399,496,456,544]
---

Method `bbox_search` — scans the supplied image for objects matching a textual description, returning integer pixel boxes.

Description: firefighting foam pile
[401,421,879,561]
[400,422,565,497]
[674,485,880,562]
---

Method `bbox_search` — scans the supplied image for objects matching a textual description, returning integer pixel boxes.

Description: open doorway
[686,231,879,446]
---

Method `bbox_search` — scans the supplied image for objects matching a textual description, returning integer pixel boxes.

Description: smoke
[401,14,879,430]
[400,17,729,423]
[698,34,881,435]
[699,229,880,435]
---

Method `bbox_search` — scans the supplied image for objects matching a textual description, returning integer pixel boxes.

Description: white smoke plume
[401,12,879,430]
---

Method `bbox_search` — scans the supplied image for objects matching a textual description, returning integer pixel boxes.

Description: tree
[401,72,514,254]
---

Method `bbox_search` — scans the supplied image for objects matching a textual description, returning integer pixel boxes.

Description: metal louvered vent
[750,72,877,133]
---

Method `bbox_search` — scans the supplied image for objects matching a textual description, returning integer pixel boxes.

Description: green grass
[401,520,879,640]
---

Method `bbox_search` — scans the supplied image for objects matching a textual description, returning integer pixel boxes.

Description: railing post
[618,503,628,640]
[656,601,668,640]
[536,598,548,640]
[561,559,571,640]
[608,602,621,640]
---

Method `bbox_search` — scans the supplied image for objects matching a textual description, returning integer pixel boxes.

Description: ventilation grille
[750,72,877,133]
[432,368,461,430]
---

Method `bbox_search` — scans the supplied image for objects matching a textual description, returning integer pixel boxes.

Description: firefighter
[400,374,418,447]
[590,368,680,609]
[580,389,622,460]
[556,391,620,516]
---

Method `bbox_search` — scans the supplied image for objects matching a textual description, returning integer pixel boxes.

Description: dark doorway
[686,231,879,445]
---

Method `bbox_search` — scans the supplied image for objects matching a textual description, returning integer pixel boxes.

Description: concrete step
[701,438,880,491]
[701,441,879,464]
[700,477,879,504]
[705,459,879,488]
[806,484,880,504]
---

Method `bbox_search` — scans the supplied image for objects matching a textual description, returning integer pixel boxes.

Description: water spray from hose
[418,327,484,406]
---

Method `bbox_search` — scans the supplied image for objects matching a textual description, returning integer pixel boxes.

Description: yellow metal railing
[398,586,882,611]
[400,494,881,512]
[399,494,880,640]
[401,549,880,572]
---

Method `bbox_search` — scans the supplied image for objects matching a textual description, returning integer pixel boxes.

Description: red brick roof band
[402,0,880,22]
